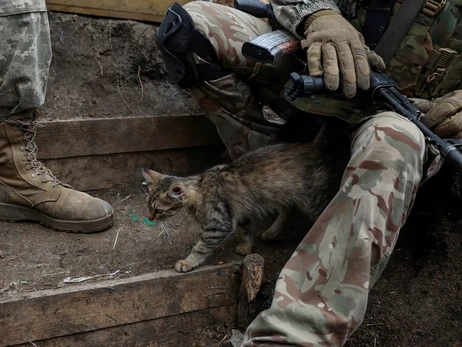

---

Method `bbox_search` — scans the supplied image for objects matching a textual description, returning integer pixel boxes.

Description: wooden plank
[0,264,240,346]
[46,0,192,23]
[14,305,236,347]
[45,0,236,23]
[41,146,226,191]
[35,115,222,160]
[238,254,264,327]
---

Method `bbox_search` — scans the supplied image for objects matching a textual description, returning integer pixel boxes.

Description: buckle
[426,67,445,85]
[425,47,457,85]
[418,47,457,97]
[422,0,446,18]
[436,47,457,68]
[424,47,457,72]
[422,47,457,96]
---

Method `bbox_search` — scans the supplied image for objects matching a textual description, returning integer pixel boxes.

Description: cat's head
[142,168,186,221]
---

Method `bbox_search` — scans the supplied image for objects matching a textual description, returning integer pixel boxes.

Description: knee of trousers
[184,1,221,32]
[353,111,426,167]
[183,2,231,69]
[183,1,270,71]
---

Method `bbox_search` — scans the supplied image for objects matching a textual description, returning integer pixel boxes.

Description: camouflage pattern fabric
[272,0,462,99]
[382,0,462,96]
[270,0,339,38]
[186,0,462,129]
[0,0,46,16]
[334,0,462,98]
[179,1,452,346]
[0,0,51,120]
[242,112,426,346]
[184,1,366,157]
[185,2,280,159]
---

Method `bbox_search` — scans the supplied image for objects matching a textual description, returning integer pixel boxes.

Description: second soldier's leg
[0,7,114,233]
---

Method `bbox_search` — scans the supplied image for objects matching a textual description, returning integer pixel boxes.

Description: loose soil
[1,9,461,347]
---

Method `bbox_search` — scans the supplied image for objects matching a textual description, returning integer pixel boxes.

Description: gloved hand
[410,90,462,138]
[303,10,386,98]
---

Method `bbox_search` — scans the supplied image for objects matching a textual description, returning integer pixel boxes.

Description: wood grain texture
[46,0,191,23]
[238,254,264,328]
[41,146,226,191]
[35,115,222,160]
[45,0,236,22]
[13,305,237,347]
[0,264,240,346]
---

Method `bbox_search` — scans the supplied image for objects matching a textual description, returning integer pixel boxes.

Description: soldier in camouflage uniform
[0,1,113,232]
[160,0,462,345]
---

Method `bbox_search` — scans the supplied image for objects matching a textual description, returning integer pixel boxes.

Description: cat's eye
[172,187,182,194]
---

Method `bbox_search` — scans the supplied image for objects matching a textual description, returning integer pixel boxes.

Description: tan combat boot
[0,110,114,233]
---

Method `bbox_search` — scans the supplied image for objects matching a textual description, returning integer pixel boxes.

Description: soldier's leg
[0,6,113,232]
[184,1,278,159]
[243,112,426,346]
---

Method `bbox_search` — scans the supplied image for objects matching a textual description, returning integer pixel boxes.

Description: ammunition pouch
[156,2,227,88]
[416,47,462,98]
[382,0,462,98]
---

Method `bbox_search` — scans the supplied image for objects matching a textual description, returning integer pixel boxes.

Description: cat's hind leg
[262,208,292,240]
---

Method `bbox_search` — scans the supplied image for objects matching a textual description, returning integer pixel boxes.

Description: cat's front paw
[175,259,195,273]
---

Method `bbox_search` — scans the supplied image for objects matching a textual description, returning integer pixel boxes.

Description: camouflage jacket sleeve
[271,0,340,38]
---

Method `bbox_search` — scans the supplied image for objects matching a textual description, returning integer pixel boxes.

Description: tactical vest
[343,0,462,98]
[287,0,462,124]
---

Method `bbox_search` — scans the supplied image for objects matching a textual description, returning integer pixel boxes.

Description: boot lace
[6,119,62,188]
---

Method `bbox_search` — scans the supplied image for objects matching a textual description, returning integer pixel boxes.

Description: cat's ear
[142,168,163,187]
[169,185,184,201]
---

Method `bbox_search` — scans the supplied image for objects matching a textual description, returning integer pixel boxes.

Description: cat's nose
[148,212,155,221]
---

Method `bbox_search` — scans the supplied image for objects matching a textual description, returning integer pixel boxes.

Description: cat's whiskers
[142,134,346,273]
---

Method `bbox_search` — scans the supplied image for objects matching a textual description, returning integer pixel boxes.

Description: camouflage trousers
[0,1,51,120]
[185,1,279,160]
[242,111,426,346]
[184,2,429,346]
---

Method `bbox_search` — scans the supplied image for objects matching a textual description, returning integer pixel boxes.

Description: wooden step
[35,115,221,160]
[35,115,226,191]
[0,190,255,347]
[0,264,240,346]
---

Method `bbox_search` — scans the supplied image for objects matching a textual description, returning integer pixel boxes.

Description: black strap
[190,30,228,80]
[374,0,427,65]
[362,0,396,50]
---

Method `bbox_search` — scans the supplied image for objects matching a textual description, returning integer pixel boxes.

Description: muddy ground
[1,9,462,347]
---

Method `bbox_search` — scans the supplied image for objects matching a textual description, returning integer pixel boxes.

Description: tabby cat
[142,122,347,273]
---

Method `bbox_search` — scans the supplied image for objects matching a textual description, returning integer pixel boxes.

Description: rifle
[234,0,462,170]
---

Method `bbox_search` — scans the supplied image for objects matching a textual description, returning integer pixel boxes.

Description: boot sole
[0,203,113,233]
